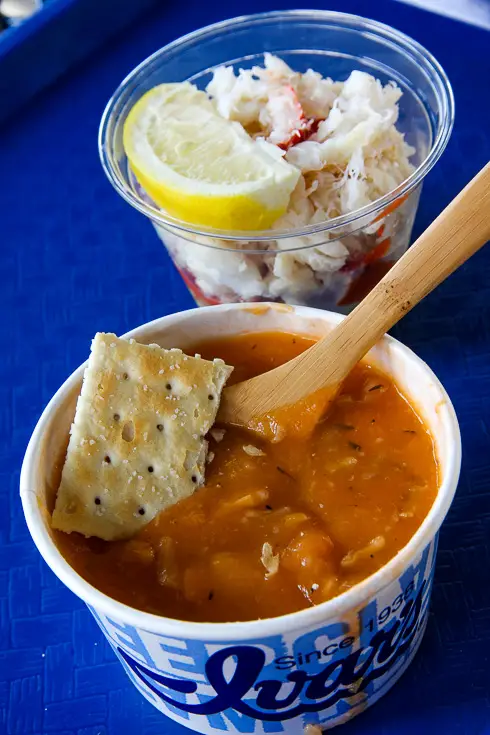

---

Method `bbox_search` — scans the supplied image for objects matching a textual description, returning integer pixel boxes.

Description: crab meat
[265,85,321,150]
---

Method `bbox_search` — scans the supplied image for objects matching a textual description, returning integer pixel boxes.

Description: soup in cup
[21,304,461,732]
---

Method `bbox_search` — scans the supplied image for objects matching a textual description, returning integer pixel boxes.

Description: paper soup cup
[21,304,461,733]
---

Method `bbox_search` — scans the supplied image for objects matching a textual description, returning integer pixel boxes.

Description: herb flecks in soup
[56,332,438,622]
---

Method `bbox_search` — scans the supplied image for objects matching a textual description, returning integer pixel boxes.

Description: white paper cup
[21,304,461,733]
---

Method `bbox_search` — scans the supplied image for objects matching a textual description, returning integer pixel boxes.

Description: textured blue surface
[0,0,161,124]
[1,0,490,733]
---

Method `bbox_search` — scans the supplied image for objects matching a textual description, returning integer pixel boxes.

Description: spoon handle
[220,162,490,424]
[316,161,490,384]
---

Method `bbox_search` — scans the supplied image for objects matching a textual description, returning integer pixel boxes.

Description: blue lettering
[255,670,309,710]
[117,580,426,723]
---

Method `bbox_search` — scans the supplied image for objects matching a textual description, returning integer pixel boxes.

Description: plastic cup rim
[98,9,455,244]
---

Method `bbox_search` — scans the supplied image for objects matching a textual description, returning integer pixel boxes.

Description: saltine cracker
[52,333,232,540]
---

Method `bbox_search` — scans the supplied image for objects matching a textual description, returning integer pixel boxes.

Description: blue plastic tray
[0,0,160,124]
[1,0,490,733]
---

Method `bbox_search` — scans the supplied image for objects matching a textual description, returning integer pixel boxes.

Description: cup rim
[98,9,455,243]
[20,304,461,641]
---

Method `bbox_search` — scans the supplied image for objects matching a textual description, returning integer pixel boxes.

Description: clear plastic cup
[99,10,454,312]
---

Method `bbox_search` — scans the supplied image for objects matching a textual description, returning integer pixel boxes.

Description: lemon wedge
[123,83,300,231]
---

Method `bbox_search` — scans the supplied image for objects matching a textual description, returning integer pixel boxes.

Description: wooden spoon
[218,162,490,435]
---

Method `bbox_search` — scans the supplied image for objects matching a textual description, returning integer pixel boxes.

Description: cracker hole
[148,466,154,473]
[156,424,164,432]
[121,421,135,442]
[113,413,120,422]
[138,507,146,516]
[104,455,111,464]
[166,383,172,391]
[191,475,198,484]
[208,394,214,401]
[94,497,101,505]
[122,372,129,380]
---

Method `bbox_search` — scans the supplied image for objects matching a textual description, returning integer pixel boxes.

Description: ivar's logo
[118,581,426,722]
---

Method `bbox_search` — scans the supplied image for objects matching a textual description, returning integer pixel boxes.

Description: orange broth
[56,331,438,622]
